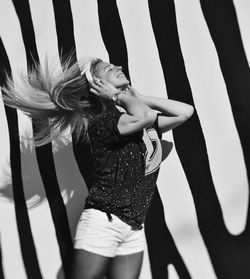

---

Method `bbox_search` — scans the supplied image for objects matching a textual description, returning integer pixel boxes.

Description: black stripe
[0,234,5,279]
[200,0,250,227]
[199,0,250,276]
[11,0,39,67]
[147,0,231,276]
[35,146,74,278]
[12,1,74,277]
[145,189,191,278]
[97,0,130,79]
[49,0,94,193]
[0,38,43,279]
[72,139,94,191]
[52,0,76,58]
[51,0,83,278]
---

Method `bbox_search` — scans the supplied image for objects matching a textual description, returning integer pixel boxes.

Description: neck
[101,98,116,111]
[100,85,129,111]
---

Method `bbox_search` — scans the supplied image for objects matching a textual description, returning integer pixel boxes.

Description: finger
[98,78,106,84]
[89,88,99,95]
[88,80,100,90]
[93,76,102,84]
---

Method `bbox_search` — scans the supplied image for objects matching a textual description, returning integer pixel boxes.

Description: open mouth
[117,73,125,78]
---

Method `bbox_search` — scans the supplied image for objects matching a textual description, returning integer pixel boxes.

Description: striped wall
[0,0,249,278]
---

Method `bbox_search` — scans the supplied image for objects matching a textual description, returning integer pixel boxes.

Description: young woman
[1,57,194,279]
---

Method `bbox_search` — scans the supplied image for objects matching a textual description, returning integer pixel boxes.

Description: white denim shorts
[74,208,145,258]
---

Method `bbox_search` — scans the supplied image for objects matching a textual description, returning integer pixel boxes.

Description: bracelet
[112,91,124,103]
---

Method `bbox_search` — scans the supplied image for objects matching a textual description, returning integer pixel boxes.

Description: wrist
[112,90,126,104]
[137,94,148,105]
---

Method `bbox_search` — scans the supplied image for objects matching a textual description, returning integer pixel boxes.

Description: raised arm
[116,93,157,135]
[128,86,194,133]
[89,78,157,136]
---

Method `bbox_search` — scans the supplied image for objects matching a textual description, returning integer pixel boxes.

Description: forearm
[138,95,194,118]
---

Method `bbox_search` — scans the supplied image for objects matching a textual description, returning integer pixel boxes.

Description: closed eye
[105,65,113,72]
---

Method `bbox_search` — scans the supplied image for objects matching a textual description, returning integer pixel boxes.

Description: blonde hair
[1,55,103,146]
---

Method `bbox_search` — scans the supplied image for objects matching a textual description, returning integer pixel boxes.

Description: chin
[119,78,130,87]
[114,82,129,90]
[110,77,130,88]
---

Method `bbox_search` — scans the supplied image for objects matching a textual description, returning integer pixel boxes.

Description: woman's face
[92,61,130,89]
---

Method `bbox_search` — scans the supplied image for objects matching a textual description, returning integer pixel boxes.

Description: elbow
[184,105,194,119]
[143,110,157,126]
[179,105,194,125]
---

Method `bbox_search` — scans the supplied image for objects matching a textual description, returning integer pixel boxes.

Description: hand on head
[89,77,120,101]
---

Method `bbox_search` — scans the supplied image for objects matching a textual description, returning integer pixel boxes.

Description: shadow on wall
[161,139,174,163]
[0,138,89,236]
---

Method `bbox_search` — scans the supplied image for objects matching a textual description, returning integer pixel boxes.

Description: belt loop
[106,212,113,222]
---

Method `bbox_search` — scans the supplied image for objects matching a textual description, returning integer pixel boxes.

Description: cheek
[105,75,120,85]
[95,73,117,85]
[107,75,129,87]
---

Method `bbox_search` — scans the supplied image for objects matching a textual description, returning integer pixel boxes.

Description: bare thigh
[107,251,144,279]
[71,249,112,279]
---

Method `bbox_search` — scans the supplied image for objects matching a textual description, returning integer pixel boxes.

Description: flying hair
[81,61,94,83]
[1,55,103,146]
